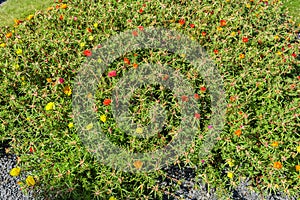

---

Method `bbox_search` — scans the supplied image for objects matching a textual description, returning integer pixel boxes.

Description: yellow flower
[68,123,74,128]
[274,35,279,40]
[231,32,236,36]
[13,63,19,70]
[88,36,94,41]
[94,23,98,28]
[227,159,235,167]
[296,165,300,172]
[276,51,282,55]
[246,4,251,8]
[136,127,143,134]
[0,43,6,47]
[227,172,233,179]
[239,54,245,59]
[271,141,279,147]
[100,115,107,122]
[16,49,22,55]
[27,15,34,21]
[297,146,300,153]
[60,4,67,9]
[181,53,186,58]
[217,26,223,31]
[26,176,35,186]
[45,102,55,111]
[226,0,230,2]
[109,197,117,200]
[10,167,21,177]
[86,123,93,130]
[47,7,54,11]
[97,58,102,63]
[80,42,85,47]
[63,85,72,96]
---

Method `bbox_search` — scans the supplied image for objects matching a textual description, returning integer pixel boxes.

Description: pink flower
[58,78,64,84]
[73,16,77,21]
[208,125,213,129]
[201,160,205,163]
[108,70,117,77]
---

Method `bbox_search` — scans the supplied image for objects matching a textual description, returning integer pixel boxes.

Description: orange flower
[6,32,12,38]
[178,19,185,25]
[273,161,282,169]
[132,30,138,36]
[133,63,138,69]
[47,7,54,11]
[220,19,227,27]
[239,54,245,59]
[14,19,23,26]
[124,57,130,65]
[230,96,236,102]
[234,129,242,137]
[296,165,300,172]
[59,15,64,20]
[133,160,143,169]
[87,28,92,33]
[271,141,279,147]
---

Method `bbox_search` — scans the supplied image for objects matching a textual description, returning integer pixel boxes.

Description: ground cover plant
[0,0,299,199]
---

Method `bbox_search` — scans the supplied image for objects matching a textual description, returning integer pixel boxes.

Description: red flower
[292,53,297,58]
[202,32,207,36]
[179,19,185,25]
[242,37,249,43]
[282,47,285,51]
[139,8,143,13]
[29,147,34,153]
[288,44,292,48]
[194,93,199,99]
[190,24,195,28]
[194,113,201,119]
[238,30,241,35]
[181,95,188,102]
[138,26,144,31]
[103,99,112,106]
[200,87,206,92]
[124,57,130,64]
[84,50,92,57]
[143,3,146,7]
[58,78,64,84]
[220,19,227,27]
[297,76,300,81]
[108,70,117,77]
[132,30,138,36]
[214,49,218,55]
[59,15,64,20]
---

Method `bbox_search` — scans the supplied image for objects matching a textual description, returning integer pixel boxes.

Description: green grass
[0,0,53,27]
[282,0,300,24]
[0,0,299,27]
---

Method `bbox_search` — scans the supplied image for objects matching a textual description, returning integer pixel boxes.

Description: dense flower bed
[0,0,299,199]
